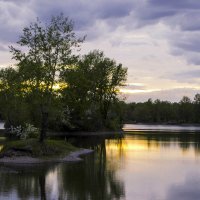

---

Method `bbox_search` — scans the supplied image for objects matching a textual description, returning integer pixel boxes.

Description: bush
[9,123,39,140]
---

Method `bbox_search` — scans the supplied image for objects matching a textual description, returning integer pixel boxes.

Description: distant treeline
[121,94,200,124]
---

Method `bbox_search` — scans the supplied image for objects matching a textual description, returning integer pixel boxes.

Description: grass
[0,137,6,141]
[0,139,78,158]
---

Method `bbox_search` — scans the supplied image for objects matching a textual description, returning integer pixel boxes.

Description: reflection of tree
[130,132,200,155]
[0,137,125,200]
[60,139,125,200]
[0,164,55,200]
[39,175,46,200]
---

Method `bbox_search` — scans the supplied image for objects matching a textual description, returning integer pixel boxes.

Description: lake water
[1,131,200,200]
[0,122,4,129]
[123,124,200,132]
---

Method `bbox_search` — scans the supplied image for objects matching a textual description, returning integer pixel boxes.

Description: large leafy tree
[62,50,127,130]
[0,67,30,128]
[10,14,84,142]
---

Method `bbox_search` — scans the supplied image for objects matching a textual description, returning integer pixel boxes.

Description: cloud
[0,44,8,51]
[1,0,200,61]
[175,70,200,79]
[130,0,200,65]
[148,0,200,10]
[0,0,138,43]
[1,0,200,99]
[0,1,36,42]
[124,82,146,89]
[163,70,200,84]
[124,88,199,102]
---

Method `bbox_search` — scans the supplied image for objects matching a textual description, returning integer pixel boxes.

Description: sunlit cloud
[120,88,161,94]
[125,82,144,86]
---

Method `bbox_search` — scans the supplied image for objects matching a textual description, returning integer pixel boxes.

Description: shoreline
[0,130,124,138]
[124,122,200,126]
[48,130,124,137]
[0,149,93,165]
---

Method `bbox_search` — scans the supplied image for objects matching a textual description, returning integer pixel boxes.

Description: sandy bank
[0,149,93,165]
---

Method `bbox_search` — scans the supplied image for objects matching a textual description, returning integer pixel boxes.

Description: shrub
[9,123,39,140]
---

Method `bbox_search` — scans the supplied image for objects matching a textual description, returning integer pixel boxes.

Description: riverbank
[0,149,93,164]
[48,130,124,137]
[0,139,93,165]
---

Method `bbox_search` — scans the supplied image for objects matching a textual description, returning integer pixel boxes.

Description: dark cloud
[162,70,200,84]
[1,0,200,65]
[32,0,135,31]
[0,0,136,43]
[148,0,200,10]
[0,1,36,42]
[177,12,200,31]
[130,0,200,65]
[97,1,133,19]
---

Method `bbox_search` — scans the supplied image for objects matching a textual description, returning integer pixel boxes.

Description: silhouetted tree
[62,50,127,130]
[9,14,84,142]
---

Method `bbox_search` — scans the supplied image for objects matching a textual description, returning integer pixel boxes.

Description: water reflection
[0,138,125,200]
[165,173,200,200]
[59,155,125,199]
[0,165,57,200]
[1,133,200,199]
[0,137,5,152]
[126,132,200,156]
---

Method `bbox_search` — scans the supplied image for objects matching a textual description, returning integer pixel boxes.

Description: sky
[0,0,200,102]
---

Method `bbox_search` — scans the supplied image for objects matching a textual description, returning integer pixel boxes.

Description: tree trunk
[100,101,110,127]
[40,110,48,143]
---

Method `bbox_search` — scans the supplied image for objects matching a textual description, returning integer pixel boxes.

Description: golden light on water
[104,138,161,166]
[0,145,3,152]
[106,139,159,152]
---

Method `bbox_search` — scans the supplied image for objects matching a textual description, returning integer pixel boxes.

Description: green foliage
[1,14,84,141]
[1,139,77,157]
[61,50,127,130]
[123,94,200,124]
[0,15,127,136]
[0,68,30,127]
[8,124,39,140]
[23,123,39,139]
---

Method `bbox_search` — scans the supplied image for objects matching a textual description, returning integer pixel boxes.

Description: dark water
[1,132,200,200]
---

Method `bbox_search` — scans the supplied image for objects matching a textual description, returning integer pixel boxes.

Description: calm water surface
[123,124,200,132]
[1,132,200,200]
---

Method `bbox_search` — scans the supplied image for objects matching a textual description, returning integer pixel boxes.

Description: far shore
[124,122,200,126]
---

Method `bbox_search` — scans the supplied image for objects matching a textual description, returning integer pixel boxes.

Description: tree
[0,68,29,127]
[179,96,193,123]
[194,93,200,122]
[84,50,127,126]
[62,50,127,130]
[10,14,84,142]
